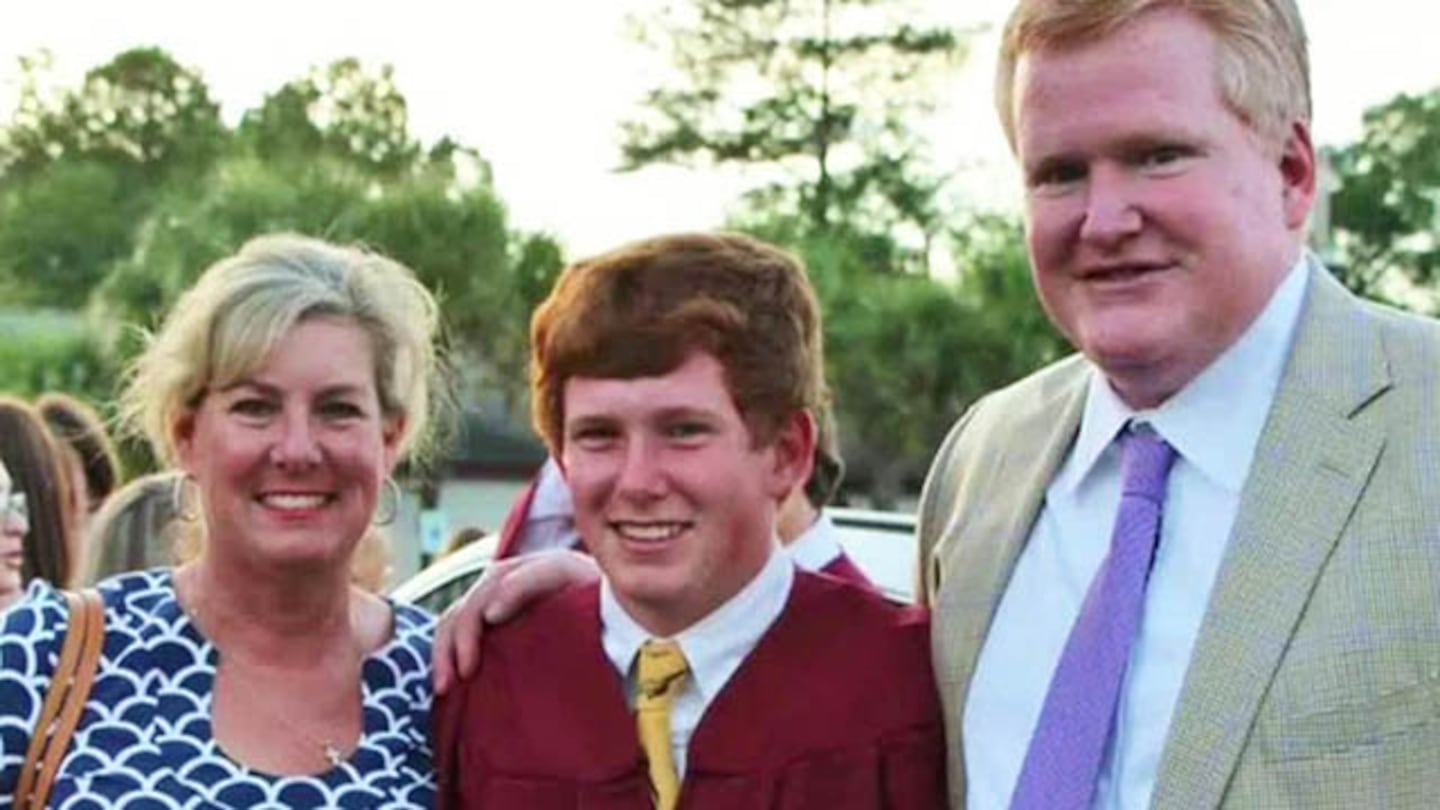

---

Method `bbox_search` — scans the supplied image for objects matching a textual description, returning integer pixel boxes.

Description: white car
[389,507,918,611]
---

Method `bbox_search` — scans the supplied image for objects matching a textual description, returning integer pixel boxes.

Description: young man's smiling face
[560,350,811,637]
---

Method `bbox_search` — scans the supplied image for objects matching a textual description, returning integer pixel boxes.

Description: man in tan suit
[920,1,1440,808]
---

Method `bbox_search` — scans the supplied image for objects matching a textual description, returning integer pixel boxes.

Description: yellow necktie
[636,639,690,810]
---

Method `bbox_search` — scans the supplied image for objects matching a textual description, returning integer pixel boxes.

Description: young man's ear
[768,410,816,501]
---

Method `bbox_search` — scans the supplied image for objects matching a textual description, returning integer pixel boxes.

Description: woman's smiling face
[173,316,403,575]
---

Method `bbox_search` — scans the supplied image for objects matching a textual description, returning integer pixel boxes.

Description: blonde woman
[0,234,441,806]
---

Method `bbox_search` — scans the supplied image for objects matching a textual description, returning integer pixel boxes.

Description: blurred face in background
[0,460,29,610]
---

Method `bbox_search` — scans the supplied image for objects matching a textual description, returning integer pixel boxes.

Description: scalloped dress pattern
[0,570,436,808]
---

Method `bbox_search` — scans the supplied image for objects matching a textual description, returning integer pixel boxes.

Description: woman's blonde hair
[122,233,442,465]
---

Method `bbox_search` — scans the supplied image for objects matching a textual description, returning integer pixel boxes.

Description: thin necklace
[176,571,364,769]
[217,657,355,760]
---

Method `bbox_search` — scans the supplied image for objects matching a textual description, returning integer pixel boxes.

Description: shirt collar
[1058,253,1310,495]
[784,511,844,572]
[529,457,573,520]
[601,541,795,703]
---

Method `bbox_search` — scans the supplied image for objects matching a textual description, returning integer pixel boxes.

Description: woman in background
[37,391,122,540]
[0,458,29,611]
[1,233,442,807]
[81,470,182,584]
[0,396,76,589]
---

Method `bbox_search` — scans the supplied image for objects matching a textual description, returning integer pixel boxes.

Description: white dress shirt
[514,458,581,554]
[964,256,1310,810]
[784,511,845,571]
[601,544,794,778]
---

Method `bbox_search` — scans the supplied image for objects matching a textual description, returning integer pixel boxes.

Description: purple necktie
[1010,427,1177,810]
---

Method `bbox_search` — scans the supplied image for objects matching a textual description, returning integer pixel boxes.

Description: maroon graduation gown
[434,571,946,809]
[819,550,873,589]
[493,476,540,560]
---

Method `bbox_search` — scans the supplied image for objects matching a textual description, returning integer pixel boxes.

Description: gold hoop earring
[171,473,200,523]
[373,477,401,526]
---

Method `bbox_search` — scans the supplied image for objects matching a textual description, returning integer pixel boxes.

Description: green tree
[2,47,224,180]
[622,0,969,259]
[1328,87,1440,306]
[0,311,115,401]
[950,212,1069,375]
[92,153,559,415]
[734,207,1066,504]
[236,59,424,178]
[0,49,226,307]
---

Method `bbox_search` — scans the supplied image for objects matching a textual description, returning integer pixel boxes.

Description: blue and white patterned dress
[0,570,436,808]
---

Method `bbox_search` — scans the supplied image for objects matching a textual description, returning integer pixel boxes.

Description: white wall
[387,477,531,582]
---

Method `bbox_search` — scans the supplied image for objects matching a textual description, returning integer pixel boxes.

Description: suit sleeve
[914,398,985,608]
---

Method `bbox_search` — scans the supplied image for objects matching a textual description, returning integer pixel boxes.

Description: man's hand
[432,549,601,694]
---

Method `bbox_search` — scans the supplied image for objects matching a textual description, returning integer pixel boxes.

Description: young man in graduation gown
[433,232,945,809]
[493,409,873,590]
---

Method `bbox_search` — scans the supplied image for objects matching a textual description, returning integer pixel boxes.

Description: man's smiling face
[560,350,806,636]
[1013,6,1314,407]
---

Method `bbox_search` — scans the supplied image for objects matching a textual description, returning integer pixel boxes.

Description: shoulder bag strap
[15,588,105,809]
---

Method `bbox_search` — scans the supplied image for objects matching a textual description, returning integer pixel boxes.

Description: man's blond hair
[996,0,1310,151]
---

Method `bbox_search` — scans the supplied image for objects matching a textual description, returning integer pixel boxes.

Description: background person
[0,233,441,806]
[0,396,77,589]
[80,470,183,584]
[350,528,395,593]
[917,1,1440,808]
[0,459,28,612]
[434,232,944,808]
[772,404,870,585]
[36,391,122,541]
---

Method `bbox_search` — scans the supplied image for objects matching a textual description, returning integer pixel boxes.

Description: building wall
[387,477,532,584]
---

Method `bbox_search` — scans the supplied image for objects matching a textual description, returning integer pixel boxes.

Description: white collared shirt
[516,458,580,554]
[784,511,845,572]
[964,256,1311,810]
[601,544,795,777]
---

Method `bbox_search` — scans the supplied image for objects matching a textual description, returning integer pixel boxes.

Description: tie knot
[638,640,690,698]
[1120,427,1177,501]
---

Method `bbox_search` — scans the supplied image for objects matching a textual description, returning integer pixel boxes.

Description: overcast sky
[3,0,1438,255]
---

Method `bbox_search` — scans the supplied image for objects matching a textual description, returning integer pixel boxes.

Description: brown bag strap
[16,588,105,810]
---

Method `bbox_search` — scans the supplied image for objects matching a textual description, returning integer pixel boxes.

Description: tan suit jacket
[918,264,1440,809]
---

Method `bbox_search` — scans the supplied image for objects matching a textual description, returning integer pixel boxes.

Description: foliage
[0,49,227,307]
[0,312,113,399]
[0,158,134,306]
[235,59,423,178]
[950,212,1069,373]
[621,0,969,257]
[1,48,565,475]
[90,154,556,416]
[1328,87,1440,307]
[737,211,1063,505]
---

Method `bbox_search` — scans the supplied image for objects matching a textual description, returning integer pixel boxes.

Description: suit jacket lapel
[1152,267,1390,807]
[933,362,1087,801]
